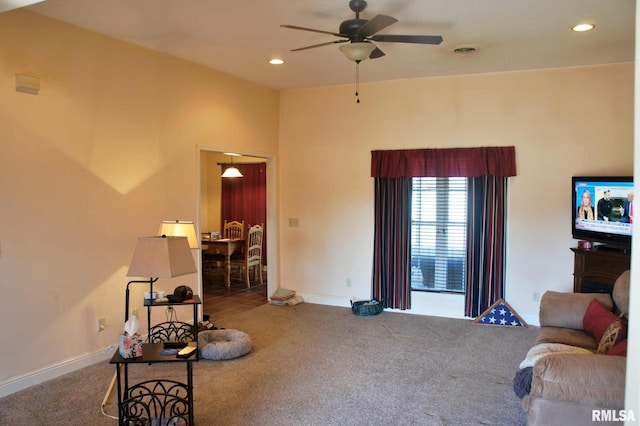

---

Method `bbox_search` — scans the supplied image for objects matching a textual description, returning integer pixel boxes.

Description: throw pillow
[607,339,628,357]
[597,316,626,354]
[583,298,618,342]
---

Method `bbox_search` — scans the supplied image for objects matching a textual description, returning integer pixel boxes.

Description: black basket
[351,300,383,316]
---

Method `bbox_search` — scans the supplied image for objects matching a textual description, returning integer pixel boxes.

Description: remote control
[177,345,197,358]
[163,341,187,349]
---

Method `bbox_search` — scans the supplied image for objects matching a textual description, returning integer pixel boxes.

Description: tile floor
[201,272,268,322]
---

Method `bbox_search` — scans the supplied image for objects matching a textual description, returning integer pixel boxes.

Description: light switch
[15,74,40,95]
[288,218,299,227]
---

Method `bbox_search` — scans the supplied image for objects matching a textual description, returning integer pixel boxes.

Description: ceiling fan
[281,0,443,62]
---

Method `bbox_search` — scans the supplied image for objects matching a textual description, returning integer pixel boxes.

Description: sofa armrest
[539,291,613,329]
[531,353,625,408]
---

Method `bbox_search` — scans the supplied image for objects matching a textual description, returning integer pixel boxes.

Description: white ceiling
[0,0,42,13]
[17,0,637,90]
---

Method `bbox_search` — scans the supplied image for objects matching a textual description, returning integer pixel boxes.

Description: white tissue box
[119,333,143,358]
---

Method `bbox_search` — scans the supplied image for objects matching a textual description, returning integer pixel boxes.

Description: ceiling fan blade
[357,15,398,37]
[370,34,443,45]
[291,39,348,52]
[369,46,385,59]
[280,24,345,38]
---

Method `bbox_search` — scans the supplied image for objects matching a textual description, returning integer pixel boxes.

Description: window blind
[411,177,467,292]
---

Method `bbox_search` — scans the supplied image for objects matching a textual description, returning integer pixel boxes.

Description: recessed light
[572,23,594,32]
[269,58,285,65]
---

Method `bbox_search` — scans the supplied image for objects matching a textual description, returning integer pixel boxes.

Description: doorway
[196,148,276,320]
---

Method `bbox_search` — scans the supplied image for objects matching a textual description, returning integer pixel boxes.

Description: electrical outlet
[533,291,541,302]
[97,317,106,332]
[346,277,352,287]
[105,345,115,353]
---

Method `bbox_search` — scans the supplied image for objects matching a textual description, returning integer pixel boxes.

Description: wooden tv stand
[571,247,630,293]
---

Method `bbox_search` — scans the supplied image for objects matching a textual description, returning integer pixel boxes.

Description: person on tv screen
[621,191,634,223]
[597,189,613,221]
[577,189,594,220]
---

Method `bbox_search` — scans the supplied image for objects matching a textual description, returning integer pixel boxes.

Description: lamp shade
[127,236,197,278]
[339,42,376,61]
[159,220,199,249]
[221,166,243,178]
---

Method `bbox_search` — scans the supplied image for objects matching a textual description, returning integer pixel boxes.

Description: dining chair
[223,220,245,239]
[230,224,264,288]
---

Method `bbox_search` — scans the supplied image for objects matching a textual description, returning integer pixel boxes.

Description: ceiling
[14,0,638,90]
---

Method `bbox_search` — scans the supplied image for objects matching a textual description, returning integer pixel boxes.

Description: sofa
[516,270,629,426]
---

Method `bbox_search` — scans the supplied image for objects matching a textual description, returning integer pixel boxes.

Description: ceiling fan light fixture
[269,58,285,65]
[339,42,376,62]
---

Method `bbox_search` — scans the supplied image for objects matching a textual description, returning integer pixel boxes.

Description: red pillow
[583,299,618,341]
[607,339,628,357]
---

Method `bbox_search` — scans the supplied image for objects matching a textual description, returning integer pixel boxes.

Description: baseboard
[0,321,197,399]
[0,344,116,399]
[297,293,352,308]
[298,292,541,326]
[299,293,469,319]
[300,292,469,318]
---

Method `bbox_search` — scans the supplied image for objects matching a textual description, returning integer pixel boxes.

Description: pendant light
[221,154,243,178]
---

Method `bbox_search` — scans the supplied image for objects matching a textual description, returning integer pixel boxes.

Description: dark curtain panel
[465,176,508,317]
[221,163,267,264]
[370,146,515,314]
[372,177,412,309]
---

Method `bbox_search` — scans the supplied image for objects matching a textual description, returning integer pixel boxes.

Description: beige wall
[0,10,278,390]
[279,63,634,323]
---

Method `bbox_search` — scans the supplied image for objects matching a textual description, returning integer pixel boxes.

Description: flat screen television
[572,176,633,249]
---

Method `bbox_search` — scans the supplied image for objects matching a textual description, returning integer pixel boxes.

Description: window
[411,177,467,293]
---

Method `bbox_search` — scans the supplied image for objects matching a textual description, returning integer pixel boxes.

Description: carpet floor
[0,303,538,425]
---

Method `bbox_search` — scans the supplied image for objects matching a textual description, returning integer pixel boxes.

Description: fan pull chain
[355,61,360,103]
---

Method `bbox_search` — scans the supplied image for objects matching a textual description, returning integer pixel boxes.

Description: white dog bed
[198,329,252,360]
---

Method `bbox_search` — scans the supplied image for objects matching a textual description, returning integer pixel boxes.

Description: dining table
[202,238,245,288]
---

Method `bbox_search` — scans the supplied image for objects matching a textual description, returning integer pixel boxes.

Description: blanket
[512,343,593,399]
[513,367,533,399]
